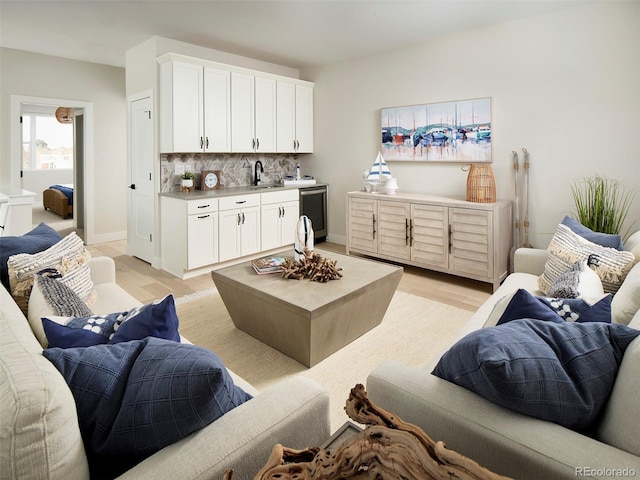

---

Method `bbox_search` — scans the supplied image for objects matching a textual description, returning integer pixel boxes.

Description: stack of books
[251,256,286,275]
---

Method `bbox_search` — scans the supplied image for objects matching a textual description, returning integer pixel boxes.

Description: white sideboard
[347,191,512,291]
[0,187,36,237]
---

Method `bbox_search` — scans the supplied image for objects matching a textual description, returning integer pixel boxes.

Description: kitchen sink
[251,183,284,189]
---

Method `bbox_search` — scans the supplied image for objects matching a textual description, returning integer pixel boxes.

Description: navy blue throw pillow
[0,223,61,291]
[43,337,253,458]
[432,320,639,430]
[561,215,624,250]
[496,289,611,326]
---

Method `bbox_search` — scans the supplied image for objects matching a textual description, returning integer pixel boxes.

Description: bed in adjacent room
[43,184,73,219]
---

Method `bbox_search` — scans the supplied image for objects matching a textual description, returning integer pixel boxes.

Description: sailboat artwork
[380,97,492,163]
[363,152,398,194]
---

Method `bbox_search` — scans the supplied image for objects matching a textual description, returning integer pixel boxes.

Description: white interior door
[129,94,155,264]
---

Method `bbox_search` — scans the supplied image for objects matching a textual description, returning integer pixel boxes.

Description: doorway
[10,95,94,243]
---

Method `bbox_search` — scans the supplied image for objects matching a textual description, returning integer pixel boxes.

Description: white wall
[23,169,73,204]
[0,48,127,242]
[302,2,640,247]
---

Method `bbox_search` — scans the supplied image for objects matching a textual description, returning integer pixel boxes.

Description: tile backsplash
[160,153,300,192]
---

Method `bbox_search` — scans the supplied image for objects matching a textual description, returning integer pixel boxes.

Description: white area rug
[175,287,471,431]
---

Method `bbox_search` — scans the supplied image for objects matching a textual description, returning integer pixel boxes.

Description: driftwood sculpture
[224,384,511,480]
[281,249,343,282]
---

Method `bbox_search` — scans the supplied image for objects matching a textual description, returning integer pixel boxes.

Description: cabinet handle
[256,138,260,150]
[448,224,453,253]
[293,140,297,151]
[200,136,204,149]
[236,200,246,204]
[237,213,241,225]
[197,204,210,209]
[205,137,209,149]
[242,212,245,224]
[296,140,300,150]
[372,213,376,239]
[252,139,255,149]
[410,219,414,246]
[197,214,210,219]
[405,218,409,246]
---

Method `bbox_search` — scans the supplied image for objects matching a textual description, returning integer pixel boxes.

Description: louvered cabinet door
[377,200,410,260]
[347,197,377,254]
[410,204,448,268]
[448,207,493,280]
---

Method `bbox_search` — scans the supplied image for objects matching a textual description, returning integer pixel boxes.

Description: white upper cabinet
[159,61,231,153]
[277,82,314,153]
[231,72,276,153]
[203,67,231,153]
[158,54,313,154]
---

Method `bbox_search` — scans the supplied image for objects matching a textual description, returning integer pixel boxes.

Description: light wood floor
[86,240,492,312]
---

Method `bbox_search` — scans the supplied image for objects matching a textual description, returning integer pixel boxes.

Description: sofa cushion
[539,224,635,295]
[595,334,640,456]
[0,286,89,479]
[432,319,639,431]
[546,259,604,299]
[7,232,96,315]
[41,294,180,349]
[561,215,624,250]
[611,262,640,326]
[43,337,252,458]
[0,222,61,291]
[486,289,611,328]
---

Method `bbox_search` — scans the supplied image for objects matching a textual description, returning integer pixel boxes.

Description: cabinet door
[348,197,377,253]
[377,200,410,260]
[295,84,314,153]
[260,203,281,251]
[449,208,493,279]
[231,72,255,153]
[240,206,261,256]
[280,201,299,247]
[171,62,203,152]
[203,67,231,153]
[411,204,448,268]
[219,209,241,261]
[276,81,296,153]
[187,212,218,269]
[254,76,276,152]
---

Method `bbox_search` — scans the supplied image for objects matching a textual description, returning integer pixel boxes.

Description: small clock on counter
[201,170,221,190]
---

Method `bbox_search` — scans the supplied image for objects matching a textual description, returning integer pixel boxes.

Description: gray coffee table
[211,249,402,367]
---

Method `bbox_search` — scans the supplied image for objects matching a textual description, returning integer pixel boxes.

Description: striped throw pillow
[539,224,635,295]
[8,232,96,315]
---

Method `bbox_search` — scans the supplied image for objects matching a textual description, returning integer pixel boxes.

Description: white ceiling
[1,0,589,69]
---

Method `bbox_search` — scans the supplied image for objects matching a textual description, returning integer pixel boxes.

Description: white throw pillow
[611,262,640,326]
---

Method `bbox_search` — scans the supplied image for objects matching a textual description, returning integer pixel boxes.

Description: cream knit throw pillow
[8,232,96,315]
[539,224,635,296]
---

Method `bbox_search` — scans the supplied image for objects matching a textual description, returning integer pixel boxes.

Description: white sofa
[367,232,640,480]
[1,256,330,480]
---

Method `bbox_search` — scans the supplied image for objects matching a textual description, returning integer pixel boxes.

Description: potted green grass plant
[570,175,636,240]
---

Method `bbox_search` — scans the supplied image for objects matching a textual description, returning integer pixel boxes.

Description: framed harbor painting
[381,97,492,162]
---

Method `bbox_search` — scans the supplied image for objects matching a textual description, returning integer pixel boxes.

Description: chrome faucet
[253,160,264,186]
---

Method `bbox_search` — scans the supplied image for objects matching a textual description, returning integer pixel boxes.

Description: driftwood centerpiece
[281,249,343,282]
[223,384,511,480]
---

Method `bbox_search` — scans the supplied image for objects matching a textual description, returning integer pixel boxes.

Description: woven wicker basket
[465,164,496,203]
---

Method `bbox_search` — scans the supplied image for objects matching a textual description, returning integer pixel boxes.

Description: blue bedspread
[49,184,73,206]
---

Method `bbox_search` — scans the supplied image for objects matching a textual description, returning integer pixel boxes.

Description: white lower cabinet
[161,196,219,277]
[161,188,305,278]
[218,194,261,262]
[260,189,300,251]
